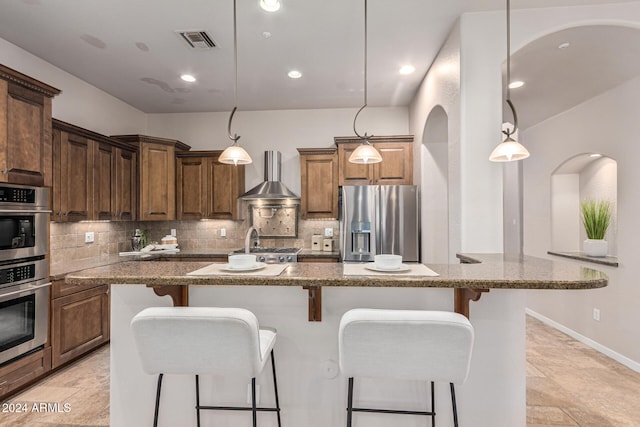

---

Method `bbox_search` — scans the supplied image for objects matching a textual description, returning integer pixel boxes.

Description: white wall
[146,107,409,196]
[550,174,580,252]
[0,38,146,135]
[409,21,461,263]
[523,75,640,367]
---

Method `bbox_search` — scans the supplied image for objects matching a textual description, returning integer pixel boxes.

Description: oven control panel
[0,185,36,204]
[0,263,35,286]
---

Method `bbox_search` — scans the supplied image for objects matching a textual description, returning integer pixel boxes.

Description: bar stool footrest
[198,405,280,412]
[350,407,435,416]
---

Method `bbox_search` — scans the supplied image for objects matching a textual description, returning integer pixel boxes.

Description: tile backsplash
[50,218,338,269]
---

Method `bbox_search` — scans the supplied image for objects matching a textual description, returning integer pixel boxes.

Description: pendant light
[349,0,382,164]
[219,0,252,166]
[489,0,530,162]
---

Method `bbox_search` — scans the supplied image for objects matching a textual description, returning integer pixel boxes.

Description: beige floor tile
[527,405,578,425]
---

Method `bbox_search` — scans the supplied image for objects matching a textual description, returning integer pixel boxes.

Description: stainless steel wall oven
[0,184,50,365]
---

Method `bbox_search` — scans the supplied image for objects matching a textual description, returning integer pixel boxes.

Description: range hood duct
[240,151,300,200]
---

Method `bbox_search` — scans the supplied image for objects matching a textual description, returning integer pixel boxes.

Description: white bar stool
[338,308,474,427]
[131,306,281,427]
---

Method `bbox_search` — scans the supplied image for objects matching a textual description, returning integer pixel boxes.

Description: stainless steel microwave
[0,184,49,262]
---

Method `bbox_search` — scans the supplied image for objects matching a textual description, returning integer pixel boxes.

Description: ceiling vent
[177,30,217,49]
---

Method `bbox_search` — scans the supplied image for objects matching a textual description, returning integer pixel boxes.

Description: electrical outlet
[85,231,95,243]
[220,228,226,237]
[170,229,177,237]
[324,227,333,238]
[593,308,600,321]
[246,383,260,405]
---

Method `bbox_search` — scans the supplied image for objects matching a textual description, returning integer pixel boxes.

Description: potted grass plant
[580,199,612,257]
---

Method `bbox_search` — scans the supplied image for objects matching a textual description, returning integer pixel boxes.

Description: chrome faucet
[245,226,260,254]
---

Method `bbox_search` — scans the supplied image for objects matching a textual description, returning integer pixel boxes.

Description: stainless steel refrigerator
[340,185,419,262]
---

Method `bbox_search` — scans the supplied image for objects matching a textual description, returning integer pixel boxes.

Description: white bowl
[228,254,257,269]
[374,254,402,270]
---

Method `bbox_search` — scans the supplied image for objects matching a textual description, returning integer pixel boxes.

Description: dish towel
[342,263,439,277]
[187,263,288,277]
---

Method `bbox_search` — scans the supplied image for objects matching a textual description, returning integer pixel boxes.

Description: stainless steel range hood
[240,151,299,200]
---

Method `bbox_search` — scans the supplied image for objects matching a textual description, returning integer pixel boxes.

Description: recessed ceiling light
[508,80,524,89]
[262,31,272,39]
[558,42,570,49]
[260,0,281,12]
[180,74,196,83]
[288,70,302,79]
[399,65,415,75]
[590,153,602,158]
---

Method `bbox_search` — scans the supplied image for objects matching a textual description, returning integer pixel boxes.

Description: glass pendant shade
[219,144,252,165]
[489,135,530,162]
[348,142,382,164]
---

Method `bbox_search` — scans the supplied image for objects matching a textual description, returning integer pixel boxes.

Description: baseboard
[526,308,640,374]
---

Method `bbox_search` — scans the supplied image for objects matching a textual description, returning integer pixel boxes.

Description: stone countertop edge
[64,253,608,291]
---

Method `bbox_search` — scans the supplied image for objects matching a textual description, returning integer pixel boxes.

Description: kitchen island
[66,254,606,427]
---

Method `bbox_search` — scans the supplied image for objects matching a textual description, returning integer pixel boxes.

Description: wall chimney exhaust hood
[240,151,300,200]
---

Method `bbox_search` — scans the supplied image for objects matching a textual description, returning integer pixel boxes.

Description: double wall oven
[0,184,50,365]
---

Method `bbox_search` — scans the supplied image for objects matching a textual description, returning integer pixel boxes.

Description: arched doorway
[421,105,450,263]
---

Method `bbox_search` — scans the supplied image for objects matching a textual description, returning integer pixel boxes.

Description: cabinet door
[51,285,110,369]
[372,142,413,185]
[177,156,206,220]
[114,148,137,221]
[93,141,116,220]
[0,82,51,186]
[55,131,92,221]
[140,142,175,221]
[207,157,242,219]
[300,152,338,219]
[338,142,372,185]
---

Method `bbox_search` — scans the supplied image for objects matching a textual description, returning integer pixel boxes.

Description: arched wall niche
[550,153,617,256]
[421,105,450,263]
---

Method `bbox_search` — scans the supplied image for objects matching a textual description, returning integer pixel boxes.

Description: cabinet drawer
[0,347,52,399]
[52,278,103,299]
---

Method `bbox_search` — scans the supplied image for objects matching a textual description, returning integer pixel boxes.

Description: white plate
[364,264,411,273]
[220,262,267,272]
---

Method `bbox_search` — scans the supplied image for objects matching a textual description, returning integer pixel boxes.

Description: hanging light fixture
[219,0,252,166]
[489,0,530,162]
[349,0,382,164]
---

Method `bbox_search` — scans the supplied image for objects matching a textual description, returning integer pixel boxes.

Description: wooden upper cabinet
[111,135,191,221]
[335,135,414,186]
[297,148,338,219]
[114,147,137,221]
[52,119,138,222]
[93,142,116,220]
[176,155,206,219]
[176,151,245,220]
[53,128,92,222]
[0,65,60,187]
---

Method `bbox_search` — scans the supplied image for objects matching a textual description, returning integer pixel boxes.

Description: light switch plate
[324,227,333,237]
[85,231,95,243]
[170,229,177,237]
[220,228,226,237]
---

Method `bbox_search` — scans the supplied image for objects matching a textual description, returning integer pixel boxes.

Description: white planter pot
[583,239,608,257]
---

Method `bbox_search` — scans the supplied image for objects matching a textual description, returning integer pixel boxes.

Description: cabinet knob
[1,167,7,175]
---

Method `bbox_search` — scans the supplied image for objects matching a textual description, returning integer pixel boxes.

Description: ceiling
[1,0,638,117]
[507,24,640,130]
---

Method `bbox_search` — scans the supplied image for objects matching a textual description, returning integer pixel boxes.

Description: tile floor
[526,316,640,426]
[1,317,639,426]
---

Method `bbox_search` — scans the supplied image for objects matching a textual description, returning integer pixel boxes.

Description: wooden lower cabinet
[0,347,51,399]
[51,283,110,369]
[298,257,339,263]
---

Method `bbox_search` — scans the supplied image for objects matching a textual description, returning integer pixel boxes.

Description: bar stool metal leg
[271,350,282,427]
[450,383,459,427]
[346,377,354,427]
[251,377,258,427]
[430,381,435,427]
[195,375,201,427]
[153,373,163,427]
